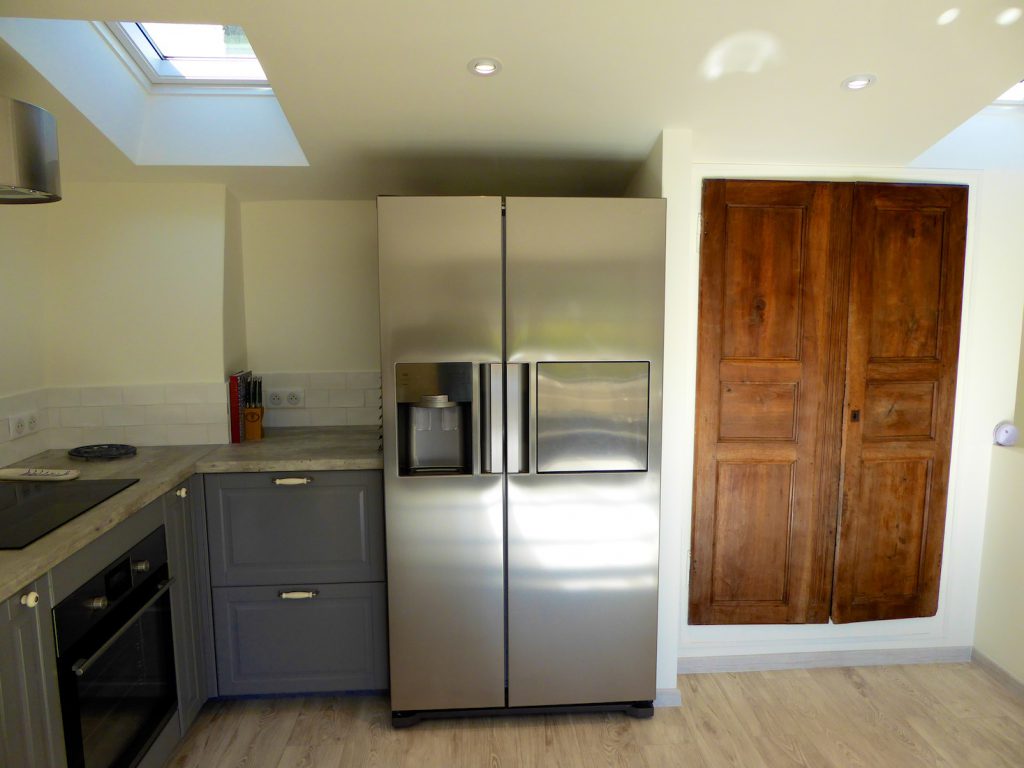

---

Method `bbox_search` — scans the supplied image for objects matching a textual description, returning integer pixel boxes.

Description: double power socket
[8,410,40,441]
[266,389,304,409]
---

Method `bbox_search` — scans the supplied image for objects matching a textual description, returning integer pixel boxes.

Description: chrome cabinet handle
[273,477,312,486]
[131,560,151,573]
[83,596,108,611]
[278,590,318,600]
[481,363,503,474]
[72,578,176,678]
[20,591,39,609]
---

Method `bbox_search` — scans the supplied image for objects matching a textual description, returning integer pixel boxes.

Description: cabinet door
[0,580,66,768]
[212,582,388,696]
[690,180,851,624]
[832,183,967,623]
[205,471,384,587]
[164,481,208,733]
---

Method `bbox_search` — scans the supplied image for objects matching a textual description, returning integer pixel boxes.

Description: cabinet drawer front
[213,582,387,696]
[205,471,384,586]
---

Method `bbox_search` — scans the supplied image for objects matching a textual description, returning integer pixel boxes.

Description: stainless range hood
[0,96,61,203]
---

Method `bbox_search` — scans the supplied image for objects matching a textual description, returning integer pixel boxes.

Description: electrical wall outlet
[8,410,40,439]
[267,389,304,408]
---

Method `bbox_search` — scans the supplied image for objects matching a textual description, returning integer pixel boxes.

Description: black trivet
[68,444,138,461]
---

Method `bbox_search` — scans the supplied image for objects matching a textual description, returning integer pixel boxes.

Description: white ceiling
[1,0,1022,200]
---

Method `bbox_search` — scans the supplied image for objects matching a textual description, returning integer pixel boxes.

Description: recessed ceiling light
[937,8,960,25]
[841,74,877,90]
[468,57,501,76]
[996,7,1022,25]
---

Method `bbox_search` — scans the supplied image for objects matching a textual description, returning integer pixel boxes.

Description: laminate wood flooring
[166,663,1024,768]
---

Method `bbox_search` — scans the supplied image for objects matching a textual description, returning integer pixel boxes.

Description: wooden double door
[690,179,967,624]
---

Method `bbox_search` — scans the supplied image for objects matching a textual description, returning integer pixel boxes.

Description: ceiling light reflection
[996,7,1022,25]
[937,8,960,25]
[700,31,781,81]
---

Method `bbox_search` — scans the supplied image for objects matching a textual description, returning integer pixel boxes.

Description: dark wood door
[690,180,852,624]
[831,183,967,623]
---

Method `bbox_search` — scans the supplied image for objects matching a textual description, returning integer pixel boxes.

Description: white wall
[0,206,46,397]
[657,161,1024,661]
[40,182,227,386]
[223,189,248,375]
[240,200,380,373]
[974,446,1024,682]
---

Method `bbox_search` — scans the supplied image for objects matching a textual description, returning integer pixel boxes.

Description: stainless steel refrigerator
[378,196,665,724]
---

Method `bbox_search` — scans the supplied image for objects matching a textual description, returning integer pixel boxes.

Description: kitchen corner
[0,425,382,605]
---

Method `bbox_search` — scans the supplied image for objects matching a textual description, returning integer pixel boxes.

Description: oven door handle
[71,577,176,678]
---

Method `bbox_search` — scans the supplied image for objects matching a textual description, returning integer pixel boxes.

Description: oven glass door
[60,591,177,768]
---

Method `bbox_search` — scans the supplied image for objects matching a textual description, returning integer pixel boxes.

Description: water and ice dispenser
[395,362,473,475]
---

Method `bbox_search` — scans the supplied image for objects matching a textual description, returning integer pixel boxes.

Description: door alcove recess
[689,179,967,625]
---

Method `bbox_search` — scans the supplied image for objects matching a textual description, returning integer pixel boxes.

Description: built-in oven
[53,527,177,768]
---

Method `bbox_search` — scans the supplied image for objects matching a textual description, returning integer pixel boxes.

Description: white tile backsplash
[123,385,167,405]
[0,374,378,458]
[102,405,147,427]
[258,370,382,428]
[328,389,364,408]
[80,386,123,407]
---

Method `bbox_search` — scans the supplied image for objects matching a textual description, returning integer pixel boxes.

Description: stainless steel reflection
[379,195,666,715]
[536,362,650,473]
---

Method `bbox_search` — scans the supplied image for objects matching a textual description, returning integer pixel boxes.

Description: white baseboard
[654,687,682,708]
[677,646,972,674]
[971,649,1024,700]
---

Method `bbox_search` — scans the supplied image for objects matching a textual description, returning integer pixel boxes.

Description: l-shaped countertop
[0,426,383,603]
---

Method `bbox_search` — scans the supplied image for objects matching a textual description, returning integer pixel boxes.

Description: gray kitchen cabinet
[0,578,66,768]
[163,477,209,735]
[204,471,385,586]
[204,470,388,697]
[213,582,387,695]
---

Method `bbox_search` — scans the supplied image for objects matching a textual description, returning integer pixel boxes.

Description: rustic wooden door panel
[690,179,851,624]
[721,205,804,360]
[832,183,967,623]
[710,462,795,604]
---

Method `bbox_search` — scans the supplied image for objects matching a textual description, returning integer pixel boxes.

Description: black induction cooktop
[0,478,139,550]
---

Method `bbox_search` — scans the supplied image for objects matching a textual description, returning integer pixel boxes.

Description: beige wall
[0,206,46,397]
[974,446,1024,682]
[223,189,248,374]
[41,182,227,386]
[240,200,380,372]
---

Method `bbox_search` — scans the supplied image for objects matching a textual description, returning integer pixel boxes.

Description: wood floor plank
[167,663,1024,768]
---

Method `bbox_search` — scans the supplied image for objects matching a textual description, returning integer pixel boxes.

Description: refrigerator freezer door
[379,197,506,710]
[385,475,506,710]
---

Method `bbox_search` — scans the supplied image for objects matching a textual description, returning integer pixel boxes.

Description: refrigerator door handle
[507,363,530,474]
[481,363,504,474]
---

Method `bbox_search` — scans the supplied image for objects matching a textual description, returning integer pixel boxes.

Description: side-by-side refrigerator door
[378,196,506,711]
[504,197,666,707]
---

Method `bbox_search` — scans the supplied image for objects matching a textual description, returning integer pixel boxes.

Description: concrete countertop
[0,426,383,604]
[196,426,382,473]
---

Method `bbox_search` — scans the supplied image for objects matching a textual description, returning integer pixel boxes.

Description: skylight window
[107,22,268,87]
[994,80,1024,104]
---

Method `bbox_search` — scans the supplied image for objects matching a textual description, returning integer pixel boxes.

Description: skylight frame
[105,21,270,89]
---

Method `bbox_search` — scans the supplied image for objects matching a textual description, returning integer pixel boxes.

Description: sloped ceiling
[1,0,1022,199]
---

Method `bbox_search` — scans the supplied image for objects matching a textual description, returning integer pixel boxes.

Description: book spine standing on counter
[228,370,252,443]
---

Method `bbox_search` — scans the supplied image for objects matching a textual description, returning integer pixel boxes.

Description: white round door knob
[20,591,40,608]
[994,421,1020,447]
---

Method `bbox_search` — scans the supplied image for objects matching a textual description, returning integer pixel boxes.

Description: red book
[227,371,250,443]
